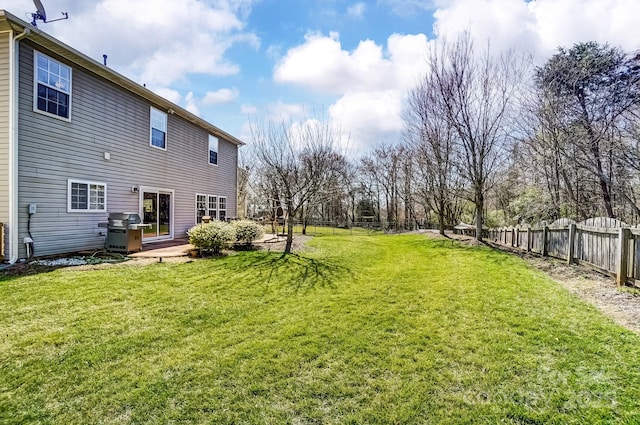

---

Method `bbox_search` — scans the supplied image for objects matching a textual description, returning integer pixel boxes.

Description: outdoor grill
[100,212,150,253]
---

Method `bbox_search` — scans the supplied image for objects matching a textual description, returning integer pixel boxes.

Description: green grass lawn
[268,223,380,237]
[2,234,640,424]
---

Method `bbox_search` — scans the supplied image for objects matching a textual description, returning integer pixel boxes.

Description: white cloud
[329,90,404,153]
[184,92,200,115]
[432,0,537,54]
[16,0,259,86]
[431,0,640,61]
[202,88,240,105]
[347,2,367,19]
[151,87,182,105]
[273,32,429,94]
[148,87,240,116]
[528,0,640,56]
[147,86,199,114]
[266,44,283,61]
[265,101,306,121]
[241,104,258,115]
[273,32,428,153]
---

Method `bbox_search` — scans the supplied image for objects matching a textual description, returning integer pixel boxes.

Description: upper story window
[208,135,218,165]
[68,179,106,212]
[150,107,167,150]
[34,51,71,120]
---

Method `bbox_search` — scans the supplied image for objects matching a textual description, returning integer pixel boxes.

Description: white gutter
[8,27,30,264]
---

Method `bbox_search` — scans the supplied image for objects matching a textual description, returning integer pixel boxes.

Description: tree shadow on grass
[225,251,352,291]
[424,236,528,268]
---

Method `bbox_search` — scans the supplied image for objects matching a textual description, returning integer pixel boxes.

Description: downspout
[8,27,30,264]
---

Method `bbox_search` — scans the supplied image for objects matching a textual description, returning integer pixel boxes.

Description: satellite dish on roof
[32,0,46,22]
[31,0,68,27]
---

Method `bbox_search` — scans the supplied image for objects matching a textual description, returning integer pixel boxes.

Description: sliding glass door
[140,188,174,241]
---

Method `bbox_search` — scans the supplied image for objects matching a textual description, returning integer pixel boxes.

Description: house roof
[0,10,245,146]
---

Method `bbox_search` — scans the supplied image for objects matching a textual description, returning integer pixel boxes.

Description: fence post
[526,227,531,252]
[542,226,549,257]
[567,223,576,265]
[617,227,630,287]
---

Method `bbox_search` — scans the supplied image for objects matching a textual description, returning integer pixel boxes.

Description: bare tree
[250,117,342,253]
[236,148,252,219]
[425,33,529,240]
[299,151,351,233]
[405,72,461,234]
[360,145,404,230]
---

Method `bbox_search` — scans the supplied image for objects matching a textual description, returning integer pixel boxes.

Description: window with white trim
[196,194,207,223]
[195,195,227,223]
[208,135,218,165]
[68,179,106,212]
[218,197,227,221]
[150,107,167,149]
[34,51,71,119]
[208,195,218,220]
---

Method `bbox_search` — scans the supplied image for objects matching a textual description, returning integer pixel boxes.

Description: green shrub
[232,220,265,246]
[187,221,236,255]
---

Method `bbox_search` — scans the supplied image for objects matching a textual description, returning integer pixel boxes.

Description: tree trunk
[301,204,307,235]
[475,188,484,242]
[438,198,446,235]
[588,133,615,218]
[285,217,294,253]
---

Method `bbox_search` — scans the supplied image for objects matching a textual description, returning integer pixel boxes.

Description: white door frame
[139,186,175,242]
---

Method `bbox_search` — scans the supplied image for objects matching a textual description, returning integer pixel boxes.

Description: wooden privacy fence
[487,217,640,286]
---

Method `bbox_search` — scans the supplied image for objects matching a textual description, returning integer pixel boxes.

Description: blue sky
[9,0,640,154]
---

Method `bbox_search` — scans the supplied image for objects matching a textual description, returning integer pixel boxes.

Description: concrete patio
[128,234,285,258]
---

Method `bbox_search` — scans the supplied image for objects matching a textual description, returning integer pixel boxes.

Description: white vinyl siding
[68,179,106,212]
[16,43,239,258]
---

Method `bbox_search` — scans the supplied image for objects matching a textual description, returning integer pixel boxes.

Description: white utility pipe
[9,27,30,264]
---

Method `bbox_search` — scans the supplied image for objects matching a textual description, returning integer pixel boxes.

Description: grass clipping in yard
[2,234,640,424]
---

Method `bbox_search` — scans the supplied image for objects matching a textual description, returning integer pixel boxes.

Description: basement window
[68,179,106,212]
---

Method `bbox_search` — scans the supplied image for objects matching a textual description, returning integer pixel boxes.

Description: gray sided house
[0,10,243,262]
